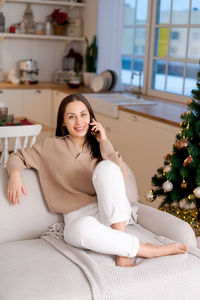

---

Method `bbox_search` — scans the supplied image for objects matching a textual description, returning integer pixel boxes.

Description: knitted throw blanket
[41,223,200,300]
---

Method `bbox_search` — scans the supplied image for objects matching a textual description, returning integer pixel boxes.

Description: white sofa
[0,166,198,300]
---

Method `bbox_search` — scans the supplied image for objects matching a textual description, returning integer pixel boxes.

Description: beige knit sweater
[7,136,128,214]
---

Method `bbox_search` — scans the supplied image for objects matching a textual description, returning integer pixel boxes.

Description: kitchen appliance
[54,70,76,84]
[19,59,39,84]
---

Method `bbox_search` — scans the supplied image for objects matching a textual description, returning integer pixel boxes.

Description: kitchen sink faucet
[130,71,142,99]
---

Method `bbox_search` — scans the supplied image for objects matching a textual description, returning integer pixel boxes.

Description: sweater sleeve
[6,139,45,174]
[99,139,129,179]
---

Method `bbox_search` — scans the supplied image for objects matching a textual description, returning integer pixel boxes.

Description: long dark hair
[56,94,102,161]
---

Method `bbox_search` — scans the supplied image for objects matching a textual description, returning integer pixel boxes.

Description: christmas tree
[148,65,200,236]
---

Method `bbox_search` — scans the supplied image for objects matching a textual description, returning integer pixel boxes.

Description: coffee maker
[19,59,39,84]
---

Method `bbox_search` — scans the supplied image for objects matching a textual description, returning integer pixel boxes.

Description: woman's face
[63,100,90,140]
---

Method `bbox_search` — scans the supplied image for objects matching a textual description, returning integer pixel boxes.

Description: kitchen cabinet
[95,109,179,207]
[118,111,178,205]
[52,90,68,128]
[95,112,120,149]
[23,89,52,127]
[0,89,23,116]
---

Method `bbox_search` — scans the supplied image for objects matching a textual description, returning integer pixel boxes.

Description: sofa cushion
[0,167,63,243]
[0,239,91,300]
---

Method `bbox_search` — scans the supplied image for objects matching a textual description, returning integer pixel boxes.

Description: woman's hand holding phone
[90,118,107,142]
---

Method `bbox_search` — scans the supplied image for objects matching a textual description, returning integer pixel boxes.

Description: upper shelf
[4,0,86,7]
[0,33,85,41]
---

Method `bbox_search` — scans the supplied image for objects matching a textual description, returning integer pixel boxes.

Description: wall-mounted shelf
[0,32,85,41]
[5,0,86,7]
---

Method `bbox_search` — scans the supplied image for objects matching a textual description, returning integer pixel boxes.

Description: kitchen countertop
[0,82,188,127]
[0,82,91,93]
[119,98,187,127]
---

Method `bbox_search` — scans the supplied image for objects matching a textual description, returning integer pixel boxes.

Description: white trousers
[64,160,140,258]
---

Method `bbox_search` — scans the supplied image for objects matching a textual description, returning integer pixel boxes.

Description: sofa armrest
[0,167,63,243]
[137,202,197,248]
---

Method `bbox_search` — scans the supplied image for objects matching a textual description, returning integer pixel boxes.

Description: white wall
[0,0,98,82]
[83,0,98,46]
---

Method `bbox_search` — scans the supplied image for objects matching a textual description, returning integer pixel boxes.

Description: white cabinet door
[0,89,23,117]
[118,111,178,205]
[23,89,52,127]
[95,112,120,149]
[52,90,68,128]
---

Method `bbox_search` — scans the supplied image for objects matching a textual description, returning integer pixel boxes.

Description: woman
[7,94,188,267]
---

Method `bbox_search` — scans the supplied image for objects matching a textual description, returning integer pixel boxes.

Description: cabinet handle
[36,90,41,93]
[131,115,138,121]
[0,90,3,94]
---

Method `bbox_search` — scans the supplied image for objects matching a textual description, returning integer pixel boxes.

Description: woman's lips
[75,126,85,132]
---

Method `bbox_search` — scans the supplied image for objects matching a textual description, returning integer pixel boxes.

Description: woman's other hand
[7,170,27,205]
[90,119,107,142]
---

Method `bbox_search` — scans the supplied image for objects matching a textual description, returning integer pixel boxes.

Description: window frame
[121,0,152,94]
[123,0,200,104]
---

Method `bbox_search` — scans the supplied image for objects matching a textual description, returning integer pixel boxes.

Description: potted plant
[83,35,98,87]
[50,9,68,36]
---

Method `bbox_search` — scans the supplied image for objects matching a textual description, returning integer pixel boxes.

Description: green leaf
[196,167,200,186]
[180,167,190,178]
[188,144,200,158]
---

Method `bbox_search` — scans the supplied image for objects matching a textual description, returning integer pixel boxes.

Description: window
[121,0,200,103]
[170,31,179,40]
[121,0,148,87]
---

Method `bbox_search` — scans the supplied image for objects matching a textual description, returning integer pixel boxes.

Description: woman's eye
[69,115,74,119]
[81,113,87,118]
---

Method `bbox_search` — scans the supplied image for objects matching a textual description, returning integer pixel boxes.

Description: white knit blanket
[41,223,200,300]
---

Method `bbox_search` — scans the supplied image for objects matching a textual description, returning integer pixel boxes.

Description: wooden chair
[0,125,42,167]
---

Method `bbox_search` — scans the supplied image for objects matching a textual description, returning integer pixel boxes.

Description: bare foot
[146,243,160,248]
[116,256,135,267]
[155,243,188,257]
[137,242,188,259]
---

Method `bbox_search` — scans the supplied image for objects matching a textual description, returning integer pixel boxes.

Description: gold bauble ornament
[146,190,154,202]
[163,164,172,173]
[188,194,196,201]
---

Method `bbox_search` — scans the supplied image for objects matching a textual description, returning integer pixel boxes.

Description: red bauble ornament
[181,180,187,189]
[163,153,171,161]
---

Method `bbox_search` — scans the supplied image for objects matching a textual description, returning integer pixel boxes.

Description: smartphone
[90,116,99,135]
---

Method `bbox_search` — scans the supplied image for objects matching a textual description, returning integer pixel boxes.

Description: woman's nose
[75,116,81,124]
